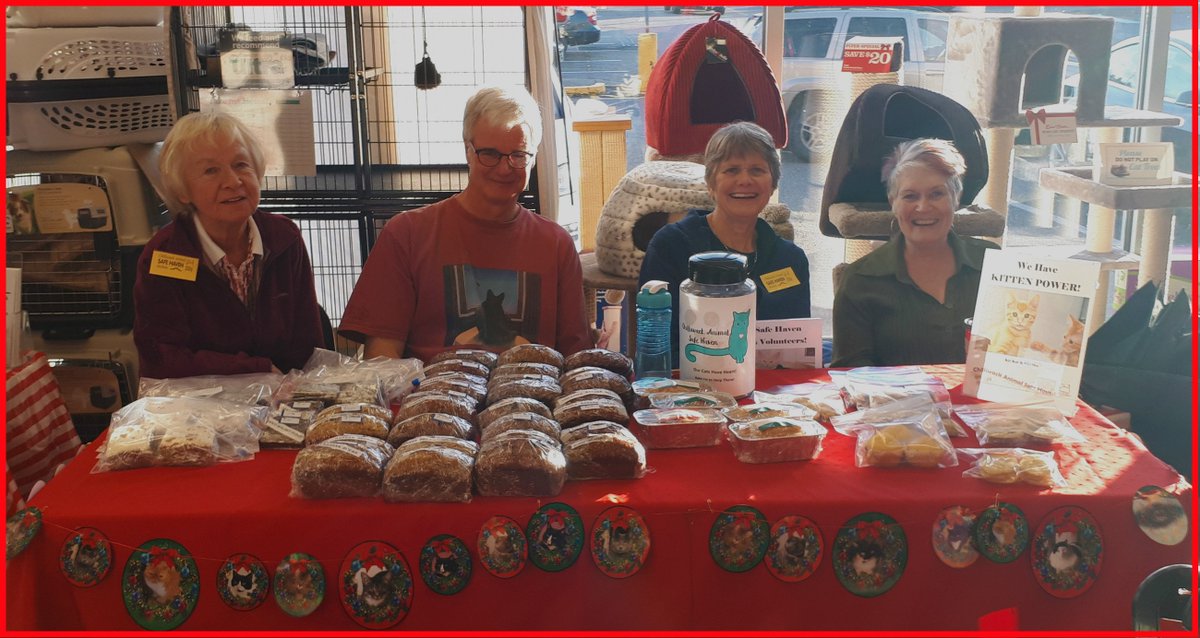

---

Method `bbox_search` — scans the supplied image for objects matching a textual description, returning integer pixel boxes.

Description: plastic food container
[727,418,827,463]
[632,408,726,449]
[647,391,738,410]
[721,402,816,423]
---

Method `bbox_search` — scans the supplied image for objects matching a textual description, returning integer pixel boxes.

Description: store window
[844,17,910,60]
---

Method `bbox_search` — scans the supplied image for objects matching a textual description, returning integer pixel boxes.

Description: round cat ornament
[121,539,200,630]
[932,506,979,569]
[419,534,472,595]
[764,515,823,583]
[216,553,270,611]
[477,516,528,578]
[709,505,770,573]
[590,505,651,578]
[59,527,113,587]
[975,502,1030,563]
[831,512,907,597]
[527,502,585,572]
[273,552,325,617]
[339,541,413,629]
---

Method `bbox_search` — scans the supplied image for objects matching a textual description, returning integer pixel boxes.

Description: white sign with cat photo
[963,252,1100,415]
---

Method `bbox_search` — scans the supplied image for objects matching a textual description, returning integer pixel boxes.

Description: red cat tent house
[644,13,787,158]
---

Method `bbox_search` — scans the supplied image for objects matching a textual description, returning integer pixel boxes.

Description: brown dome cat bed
[820,84,1006,241]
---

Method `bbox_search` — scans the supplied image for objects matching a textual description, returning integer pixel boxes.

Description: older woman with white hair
[832,137,998,367]
[134,111,323,378]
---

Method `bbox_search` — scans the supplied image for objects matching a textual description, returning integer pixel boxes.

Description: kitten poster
[963,252,1100,415]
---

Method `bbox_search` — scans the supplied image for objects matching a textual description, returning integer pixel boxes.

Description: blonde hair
[158,111,265,212]
[882,138,966,211]
[461,86,542,150]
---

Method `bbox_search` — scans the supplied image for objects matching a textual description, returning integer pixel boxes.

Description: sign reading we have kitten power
[963,252,1100,415]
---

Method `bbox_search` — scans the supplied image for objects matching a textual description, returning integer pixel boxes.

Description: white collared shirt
[192,215,264,267]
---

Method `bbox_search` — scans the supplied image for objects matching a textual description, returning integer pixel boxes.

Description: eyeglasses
[469,143,533,169]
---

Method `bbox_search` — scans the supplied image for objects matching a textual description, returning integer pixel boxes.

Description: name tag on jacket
[148,250,199,282]
[759,267,800,293]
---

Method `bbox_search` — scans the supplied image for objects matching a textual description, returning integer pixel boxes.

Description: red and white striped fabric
[5,466,26,517]
[6,352,81,503]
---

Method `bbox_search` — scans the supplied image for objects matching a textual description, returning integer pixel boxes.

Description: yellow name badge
[148,250,199,282]
[759,267,801,293]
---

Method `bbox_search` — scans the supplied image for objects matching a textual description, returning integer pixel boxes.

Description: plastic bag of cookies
[957,447,1065,487]
[953,401,1084,447]
[832,396,957,468]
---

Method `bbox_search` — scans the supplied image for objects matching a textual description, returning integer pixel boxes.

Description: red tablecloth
[6,367,1193,631]
[5,352,81,516]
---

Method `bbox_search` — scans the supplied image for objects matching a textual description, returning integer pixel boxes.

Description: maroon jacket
[134,210,323,379]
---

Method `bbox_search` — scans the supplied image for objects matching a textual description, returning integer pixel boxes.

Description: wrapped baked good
[478,397,553,430]
[429,348,499,370]
[423,370,488,392]
[138,372,282,407]
[958,447,1065,487]
[423,358,492,380]
[722,402,817,423]
[727,418,826,463]
[486,376,562,407]
[648,391,738,410]
[382,436,478,503]
[388,413,474,446]
[753,385,845,423]
[563,426,646,480]
[486,372,558,392]
[315,402,392,425]
[290,434,394,499]
[554,388,624,410]
[398,391,477,424]
[481,412,561,443]
[497,344,565,371]
[632,408,726,448]
[559,366,633,400]
[560,421,628,445]
[830,366,956,432]
[564,348,634,378]
[953,402,1084,447]
[474,429,566,497]
[493,361,561,380]
[93,397,264,473]
[306,411,391,445]
[259,412,309,449]
[553,397,628,430]
[631,377,712,396]
[832,396,957,468]
[415,375,488,405]
[291,382,342,404]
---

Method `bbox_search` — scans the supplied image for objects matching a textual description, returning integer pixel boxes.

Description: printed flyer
[963,251,1100,414]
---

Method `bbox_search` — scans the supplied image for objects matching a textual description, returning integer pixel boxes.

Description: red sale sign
[841,36,903,74]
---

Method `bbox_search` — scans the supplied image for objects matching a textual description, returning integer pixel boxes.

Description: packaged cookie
[833,399,956,469]
[382,436,479,503]
[423,358,492,381]
[492,361,561,380]
[306,412,391,446]
[478,397,553,430]
[481,412,562,443]
[474,429,566,497]
[486,376,563,407]
[632,408,726,449]
[93,397,263,473]
[958,447,1065,487]
[953,402,1083,447]
[429,348,499,370]
[727,418,827,463]
[563,429,647,480]
[388,413,474,446]
[564,348,634,378]
[497,344,565,371]
[752,385,845,423]
[290,434,394,499]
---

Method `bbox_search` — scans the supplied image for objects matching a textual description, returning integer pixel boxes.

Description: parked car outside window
[557,6,601,49]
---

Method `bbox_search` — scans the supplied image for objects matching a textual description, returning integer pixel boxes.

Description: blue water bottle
[635,280,673,380]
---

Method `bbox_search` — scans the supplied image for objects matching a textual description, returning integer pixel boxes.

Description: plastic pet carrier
[6,25,173,151]
[5,6,163,29]
[6,146,165,333]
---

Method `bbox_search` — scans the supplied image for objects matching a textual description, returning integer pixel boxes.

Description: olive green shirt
[832,232,998,367]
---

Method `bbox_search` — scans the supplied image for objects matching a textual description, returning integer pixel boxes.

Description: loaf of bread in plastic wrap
[290,434,394,499]
[387,412,474,446]
[496,343,565,371]
[564,348,634,378]
[561,421,646,480]
[474,429,566,497]
[382,436,479,503]
[478,397,553,430]
[481,412,562,443]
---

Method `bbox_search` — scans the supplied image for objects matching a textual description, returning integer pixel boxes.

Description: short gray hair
[462,85,543,150]
[158,111,265,212]
[703,121,781,190]
[882,138,966,211]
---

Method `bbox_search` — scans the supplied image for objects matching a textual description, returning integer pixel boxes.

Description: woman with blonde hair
[134,111,323,378]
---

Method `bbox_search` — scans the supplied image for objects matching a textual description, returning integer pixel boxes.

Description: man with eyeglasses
[340,86,591,362]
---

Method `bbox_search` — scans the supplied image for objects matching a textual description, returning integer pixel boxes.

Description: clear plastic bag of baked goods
[753,384,846,423]
[474,429,567,497]
[93,397,267,473]
[383,436,479,503]
[138,372,283,407]
[282,362,388,409]
[290,433,394,499]
[953,401,1085,447]
[957,447,1066,487]
[832,397,957,469]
